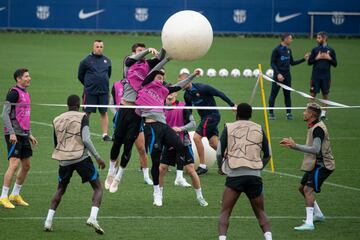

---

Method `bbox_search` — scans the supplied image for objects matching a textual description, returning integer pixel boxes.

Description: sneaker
[109,179,120,193]
[153,193,163,207]
[294,223,315,231]
[174,178,192,188]
[313,215,325,222]
[43,220,53,232]
[86,217,105,235]
[196,166,208,175]
[268,113,276,120]
[104,174,114,190]
[0,197,15,209]
[197,196,208,207]
[102,135,112,142]
[286,113,293,120]
[144,178,154,185]
[9,194,29,206]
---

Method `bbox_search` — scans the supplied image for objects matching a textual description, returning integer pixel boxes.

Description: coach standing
[78,40,112,141]
[268,33,309,120]
[308,31,337,120]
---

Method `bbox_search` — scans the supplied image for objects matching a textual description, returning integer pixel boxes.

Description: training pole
[258,64,275,172]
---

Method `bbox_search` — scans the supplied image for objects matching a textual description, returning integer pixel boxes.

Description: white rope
[261,74,349,107]
[1,74,356,110]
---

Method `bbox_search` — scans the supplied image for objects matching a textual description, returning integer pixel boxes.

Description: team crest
[135,8,148,22]
[233,9,246,24]
[332,12,345,25]
[36,6,50,20]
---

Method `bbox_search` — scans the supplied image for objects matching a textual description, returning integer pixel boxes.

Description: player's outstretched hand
[304,52,310,61]
[218,168,225,175]
[280,137,295,148]
[232,104,237,113]
[96,158,106,170]
[148,48,159,56]
[194,69,201,76]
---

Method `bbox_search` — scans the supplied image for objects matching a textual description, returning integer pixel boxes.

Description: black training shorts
[195,114,220,139]
[83,92,109,113]
[58,157,99,185]
[225,175,263,199]
[5,134,32,160]
[301,165,333,193]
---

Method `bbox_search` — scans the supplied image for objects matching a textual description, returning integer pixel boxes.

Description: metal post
[310,14,314,39]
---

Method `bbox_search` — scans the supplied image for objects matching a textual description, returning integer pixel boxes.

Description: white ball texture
[253,69,260,78]
[179,68,190,75]
[189,131,216,167]
[266,69,274,78]
[243,69,253,77]
[161,10,213,61]
[230,68,241,78]
[218,68,229,77]
[194,68,204,76]
[207,68,217,77]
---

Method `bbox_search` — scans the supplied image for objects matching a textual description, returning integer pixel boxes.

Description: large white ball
[194,68,204,77]
[161,11,213,61]
[266,69,274,78]
[218,68,229,77]
[207,68,217,77]
[179,68,190,75]
[189,131,216,167]
[230,68,241,78]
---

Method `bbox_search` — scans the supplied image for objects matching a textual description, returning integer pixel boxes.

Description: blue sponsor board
[0,0,359,35]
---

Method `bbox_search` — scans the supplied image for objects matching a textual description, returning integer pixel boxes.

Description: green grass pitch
[0,32,360,239]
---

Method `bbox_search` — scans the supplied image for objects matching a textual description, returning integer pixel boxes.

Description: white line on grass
[264,169,360,192]
[0,216,359,220]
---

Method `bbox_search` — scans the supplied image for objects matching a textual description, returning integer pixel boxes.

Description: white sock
[264,231,272,240]
[153,185,160,194]
[160,187,163,195]
[314,201,324,217]
[108,160,116,176]
[102,133,108,137]
[176,170,184,180]
[195,188,203,199]
[11,183,22,196]
[1,186,9,199]
[142,168,150,179]
[114,167,125,181]
[90,206,99,220]
[46,209,55,222]
[305,207,314,225]
[321,110,326,116]
[199,164,207,169]
[219,236,226,240]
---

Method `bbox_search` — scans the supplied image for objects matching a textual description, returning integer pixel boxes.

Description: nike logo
[0,7,6,12]
[275,13,301,23]
[78,9,105,20]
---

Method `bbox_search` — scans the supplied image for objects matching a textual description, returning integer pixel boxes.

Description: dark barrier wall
[0,0,359,35]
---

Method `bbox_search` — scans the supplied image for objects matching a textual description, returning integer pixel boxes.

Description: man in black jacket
[308,32,337,120]
[268,33,309,120]
[78,40,112,141]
